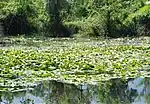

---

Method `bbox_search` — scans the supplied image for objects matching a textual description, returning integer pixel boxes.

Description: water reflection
[0,77,150,104]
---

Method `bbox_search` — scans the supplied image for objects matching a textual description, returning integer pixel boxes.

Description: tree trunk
[0,22,4,36]
[48,0,62,37]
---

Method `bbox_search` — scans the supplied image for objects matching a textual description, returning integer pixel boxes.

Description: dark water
[0,77,150,104]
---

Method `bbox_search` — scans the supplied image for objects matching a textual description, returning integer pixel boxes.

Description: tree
[46,0,71,37]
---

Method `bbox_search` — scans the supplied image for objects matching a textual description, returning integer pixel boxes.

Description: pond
[0,37,149,104]
[0,77,150,104]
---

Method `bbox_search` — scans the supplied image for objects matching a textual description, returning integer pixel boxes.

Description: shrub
[0,0,48,36]
[123,5,150,36]
[3,13,34,35]
[65,14,106,37]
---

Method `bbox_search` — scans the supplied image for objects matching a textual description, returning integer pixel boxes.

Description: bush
[0,0,48,36]
[65,14,106,37]
[3,12,35,35]
[43,20,72,37]
[123,5,150,36]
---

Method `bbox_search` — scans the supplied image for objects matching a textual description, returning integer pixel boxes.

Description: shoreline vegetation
[0,0,150,37]
[0,36,149,91]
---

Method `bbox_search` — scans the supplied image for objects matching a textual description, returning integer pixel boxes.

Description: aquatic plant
[0,37,149,91]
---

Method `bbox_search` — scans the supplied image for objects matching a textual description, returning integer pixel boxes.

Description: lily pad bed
[0,37,150,91]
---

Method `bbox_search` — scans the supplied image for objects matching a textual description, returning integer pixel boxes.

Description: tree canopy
[0,0,150,37]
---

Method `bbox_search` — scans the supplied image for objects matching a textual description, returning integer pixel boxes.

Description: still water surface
[0,77,150,104]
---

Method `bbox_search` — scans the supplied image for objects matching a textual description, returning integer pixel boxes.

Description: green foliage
[42,0,72,37]
[0,0,48,35]
[123,5,150,36]
[64,0,149,37]
[0,37,149,89]
[65,15,106,37]
[0,0,150,37]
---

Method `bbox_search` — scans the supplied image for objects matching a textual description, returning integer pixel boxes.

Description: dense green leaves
[0,0,48,35]
[0,37,149,90]
[1,0,150,37]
